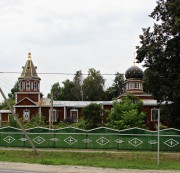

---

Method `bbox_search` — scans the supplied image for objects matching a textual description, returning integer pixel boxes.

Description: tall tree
[136,0,180,127]
[72,70,84,101]
[47,82,61,100]
[8,81,19,100]
[136,0,180,103]
[61,79,75,100]
[106,72,125,100]
[81,103,102,129]
[83,68,106,101]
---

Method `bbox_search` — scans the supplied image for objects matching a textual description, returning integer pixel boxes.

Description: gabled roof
[18,52,40,80]
[15,97,38,106]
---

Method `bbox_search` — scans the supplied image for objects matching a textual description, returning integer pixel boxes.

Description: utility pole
[49,91,53,129]
[157,108,160,166]
[0,113,1,127]
[0,87,39,155]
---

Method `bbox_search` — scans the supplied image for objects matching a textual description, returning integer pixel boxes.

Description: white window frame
[26,81,30,91]
[34,81,38,91]
[23,109,30,121]
[134,82,138,89]
[70,109,78,123]
[49,109,57,122]
[151,108,158,121]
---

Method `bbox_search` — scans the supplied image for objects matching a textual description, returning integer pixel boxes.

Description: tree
[106,72,125,100]
[83,68,106,101]
[136,0,180,127]
[79,103,102,129]
[47,82,62,100]
[72,70,84,101]
[136,0,180,103]
[107,95,146,130]
[8,81,19,100]
[0,81,17,111]
[61,79,75,100]
[0,99,15,110]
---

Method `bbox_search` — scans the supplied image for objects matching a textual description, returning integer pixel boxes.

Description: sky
[0,0,157,102]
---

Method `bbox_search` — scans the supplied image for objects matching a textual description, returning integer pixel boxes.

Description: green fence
[0,126,180,151]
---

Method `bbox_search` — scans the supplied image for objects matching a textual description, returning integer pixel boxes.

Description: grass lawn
[0,149,180,170]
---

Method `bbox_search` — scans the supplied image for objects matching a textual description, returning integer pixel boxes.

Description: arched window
[26,81,30,91]
[134,82,138,89]
[34,81,38,91]
[23,109,30,121]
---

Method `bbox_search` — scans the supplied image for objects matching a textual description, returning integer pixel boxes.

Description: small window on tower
[134,82,138,88]
[34,81,38,91]
[26,81,30,91]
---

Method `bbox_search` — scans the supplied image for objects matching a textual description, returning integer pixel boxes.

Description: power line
[0,72,122,75]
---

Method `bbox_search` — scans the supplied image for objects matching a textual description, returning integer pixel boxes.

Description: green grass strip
[0,149,180,170]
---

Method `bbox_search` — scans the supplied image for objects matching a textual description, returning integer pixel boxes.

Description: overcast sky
[0,0,157,102]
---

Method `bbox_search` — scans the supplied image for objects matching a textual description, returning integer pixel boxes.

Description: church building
[1,53,159,130]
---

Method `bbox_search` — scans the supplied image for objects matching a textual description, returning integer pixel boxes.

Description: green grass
[0,149,180,170]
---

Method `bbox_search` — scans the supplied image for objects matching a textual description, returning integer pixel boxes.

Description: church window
[34,81,38,91]
[134,82,138,88]
[23,109,30,121]
[49,109,57,122]
[151,108,159,121]
[128,82,131,89]
[71,109,78,123]
[26,81,30,91]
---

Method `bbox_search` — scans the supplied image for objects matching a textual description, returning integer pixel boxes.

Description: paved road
[0,169,43,173]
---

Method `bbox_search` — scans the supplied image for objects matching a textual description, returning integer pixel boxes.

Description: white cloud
[0,0,157,101]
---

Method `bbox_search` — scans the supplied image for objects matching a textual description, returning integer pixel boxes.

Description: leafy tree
[72,70,84,101]
[24,114,45,128]
[106,72,125,100]
[136,0,180,127]
[47,82,62,100]
[61,79,75,100]
[136,0,180,102]
[7,114,45,128]
[0,99,15,110]
[83,68,106,101]
[8,114,20,128]
[79,103,102,129]
[107,95,146,130]
[8,81,19,100]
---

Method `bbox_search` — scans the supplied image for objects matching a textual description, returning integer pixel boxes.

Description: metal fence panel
[0,126,180,151]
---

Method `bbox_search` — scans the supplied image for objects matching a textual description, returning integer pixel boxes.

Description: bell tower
[15,52,41,103]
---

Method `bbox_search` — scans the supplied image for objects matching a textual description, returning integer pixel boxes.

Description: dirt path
[0,162,179,173]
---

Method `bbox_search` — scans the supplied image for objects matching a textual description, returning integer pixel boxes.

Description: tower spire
[28,52,31,60]
[18,52,40,80]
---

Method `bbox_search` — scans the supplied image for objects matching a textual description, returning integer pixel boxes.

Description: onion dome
[18,52,41,80]
[125,65,143,79]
